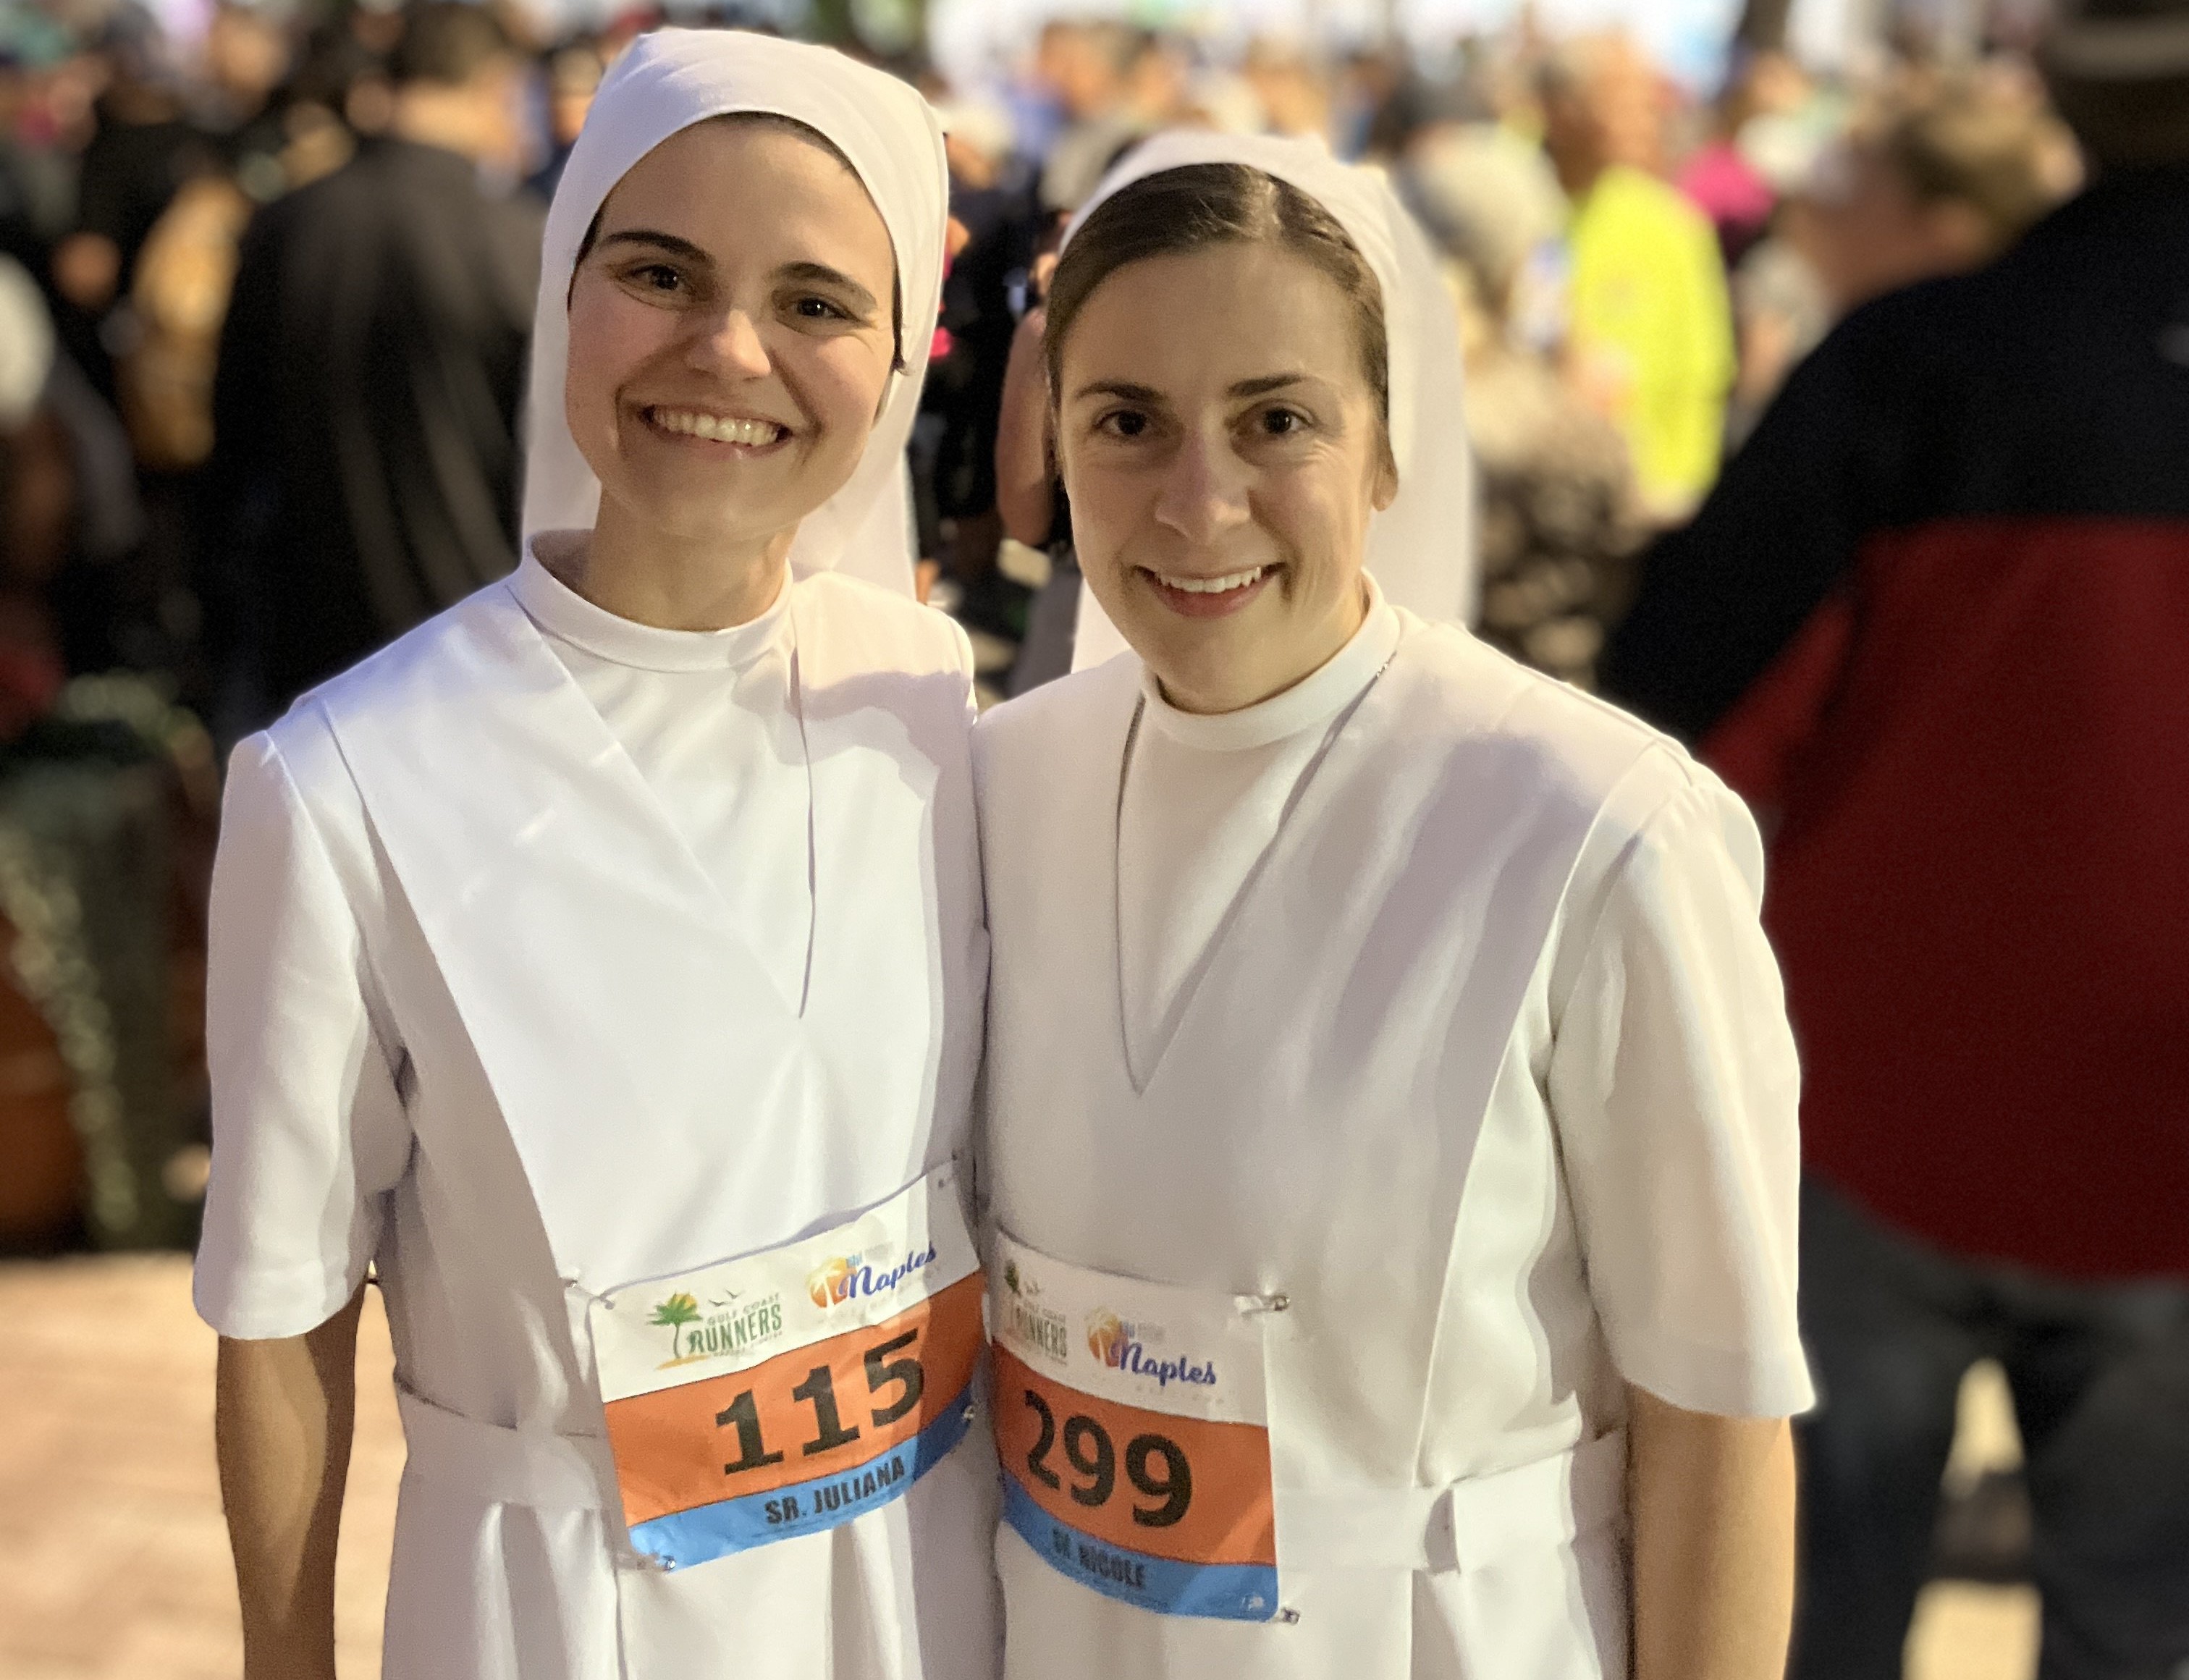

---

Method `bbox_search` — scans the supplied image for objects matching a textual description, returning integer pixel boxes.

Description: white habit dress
[976,592,1813,1680]
[194,28,1000,1680]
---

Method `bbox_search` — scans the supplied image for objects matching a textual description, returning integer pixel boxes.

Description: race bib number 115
[990,1232,1279,1621]
[590,1166,982,1571]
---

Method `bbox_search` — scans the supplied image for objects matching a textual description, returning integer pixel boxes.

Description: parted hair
[1042,162,1392,454]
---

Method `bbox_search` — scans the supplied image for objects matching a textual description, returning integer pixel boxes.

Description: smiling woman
[560,114,904,628]
[1043,166,1398,714]
[974,132,1811,1680]
[193,29,998,1680]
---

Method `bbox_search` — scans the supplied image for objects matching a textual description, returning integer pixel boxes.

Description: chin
[1139,617,1254,689]
[623,482,793,545]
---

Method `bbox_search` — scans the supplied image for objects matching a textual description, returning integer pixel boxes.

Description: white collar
[1139,576,1401,754]
[512,533,792,675]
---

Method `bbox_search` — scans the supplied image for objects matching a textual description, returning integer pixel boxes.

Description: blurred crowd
[4,0,2185,1673]
[0,0,2087,735]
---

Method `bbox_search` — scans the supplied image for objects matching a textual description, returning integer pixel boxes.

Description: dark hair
[389,2,510,89]
[1043,164,1391,453]
[573,112,906,371]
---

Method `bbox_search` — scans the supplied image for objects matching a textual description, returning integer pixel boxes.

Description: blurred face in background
[1054,241,1396,715]
[547,46,602,150]
[204,5,290,109]
[565,119,899,564]
[1798,139,1991,313]
[1037,21,1131,122]
[1540,35,1663,196]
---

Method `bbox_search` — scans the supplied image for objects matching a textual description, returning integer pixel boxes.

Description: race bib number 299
[589,1165,982,1571]
[990,1231,1278,1621]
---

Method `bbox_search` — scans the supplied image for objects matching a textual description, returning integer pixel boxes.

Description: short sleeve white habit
[974,615,1811,1680]
[195,28,998,1678]
[197,564,996,1680]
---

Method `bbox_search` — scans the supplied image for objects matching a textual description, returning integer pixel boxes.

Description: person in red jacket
[1601,1,2189,1674]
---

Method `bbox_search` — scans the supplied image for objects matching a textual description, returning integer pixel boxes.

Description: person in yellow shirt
[1541,37,1735,520]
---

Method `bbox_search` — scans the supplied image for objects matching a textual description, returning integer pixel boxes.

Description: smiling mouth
[1138,564,1277,618]
[1148,565,1267,594]
[644,406,790,447]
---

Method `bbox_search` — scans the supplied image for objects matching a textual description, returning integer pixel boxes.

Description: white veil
[519,29,948,596]
[1063,130,1478,670]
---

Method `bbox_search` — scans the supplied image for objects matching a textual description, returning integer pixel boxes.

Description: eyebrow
[1069,372,1317,404]
[595,228,712,263]
[1071,379,1164,404]
[1230,372,1312,398]
[777,261,879,315]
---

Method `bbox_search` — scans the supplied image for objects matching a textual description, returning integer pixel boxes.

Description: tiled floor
[0,1255,398,1679]
[0,1254,2036,1679]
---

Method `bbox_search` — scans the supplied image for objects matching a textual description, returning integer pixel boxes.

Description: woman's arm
[993,300,1055,549]
[215,1286,366,1680]
[1627,1382,1797,1680]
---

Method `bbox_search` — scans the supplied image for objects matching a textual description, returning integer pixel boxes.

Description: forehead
[1059,242,1369,392]
[596,118,895,277]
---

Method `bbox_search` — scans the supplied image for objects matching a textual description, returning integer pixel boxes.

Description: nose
[691,306,772,380]
[1151,429,1251,547]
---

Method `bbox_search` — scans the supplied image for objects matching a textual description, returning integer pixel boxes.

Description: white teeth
[654,409,785,446]
[1152,566,1267,595]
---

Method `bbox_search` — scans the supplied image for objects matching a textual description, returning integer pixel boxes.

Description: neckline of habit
[1137,574,1402,754]
[513,533,793,673]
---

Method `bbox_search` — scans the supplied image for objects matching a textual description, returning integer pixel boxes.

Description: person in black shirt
[209,3,541,724]
[1602,1,2189,1672]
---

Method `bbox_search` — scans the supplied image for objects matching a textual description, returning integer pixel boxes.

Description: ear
[1371,442,1399,513]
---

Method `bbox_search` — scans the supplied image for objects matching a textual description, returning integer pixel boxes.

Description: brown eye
[1260,408,1306,436]
[1100,410,1149,439]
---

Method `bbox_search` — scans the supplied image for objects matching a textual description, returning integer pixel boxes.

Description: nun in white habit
[195,30,998,1680]
[977,132,1811,1679]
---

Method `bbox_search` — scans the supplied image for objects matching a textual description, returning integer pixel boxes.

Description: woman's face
[1055,241,1396,714]
[565,119,898,557]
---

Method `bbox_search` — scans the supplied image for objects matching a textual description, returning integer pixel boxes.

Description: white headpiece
[520,29,948,597]
[1063,130,1478,670]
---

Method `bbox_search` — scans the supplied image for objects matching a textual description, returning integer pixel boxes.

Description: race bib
[589,1165,982,1571]
[990,1231,1278,1621]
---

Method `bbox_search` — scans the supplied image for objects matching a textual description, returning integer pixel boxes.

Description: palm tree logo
[649,1293,702,1365]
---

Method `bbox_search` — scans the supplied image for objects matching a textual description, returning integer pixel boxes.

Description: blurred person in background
[1678,47,1810,269]
[193,1,296,204]
[1798,79,2071,318]
[1728,75,2066,457]
[1602,0,2189,1673]
[0,15,87,287]
[1241,35,1333,141]
[1539,33,1734,522]
[1404,122,1641,688]
[208,0,540,732]
[1032,20,1150,225]
[992,238,1073,695]
[101,7,303,706]
[0,254,96,722]
[528,36,602,201]
[50,9,205,360]
[918,98,1037,615]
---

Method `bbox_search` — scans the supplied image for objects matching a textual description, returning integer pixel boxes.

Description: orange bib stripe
[606,1274,985,1528]
[992,1346,1277,1568]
